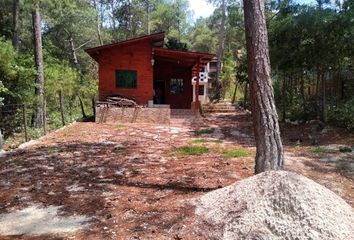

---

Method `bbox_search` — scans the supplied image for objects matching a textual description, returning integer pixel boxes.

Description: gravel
[195,171,354,240]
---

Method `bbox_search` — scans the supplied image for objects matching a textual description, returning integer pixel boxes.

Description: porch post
[195,58,201,109]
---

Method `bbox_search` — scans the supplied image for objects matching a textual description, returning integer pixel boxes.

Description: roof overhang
[152,48,215,67]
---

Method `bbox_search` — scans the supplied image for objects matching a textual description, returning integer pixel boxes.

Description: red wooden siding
[98,39,153,105]
[153,60,192,109]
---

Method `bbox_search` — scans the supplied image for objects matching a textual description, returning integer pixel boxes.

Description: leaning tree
[243,0,284,174]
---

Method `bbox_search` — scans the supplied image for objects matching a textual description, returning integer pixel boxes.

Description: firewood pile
[97,95,138,108]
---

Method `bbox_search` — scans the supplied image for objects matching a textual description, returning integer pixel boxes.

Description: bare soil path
[0,111,353,239]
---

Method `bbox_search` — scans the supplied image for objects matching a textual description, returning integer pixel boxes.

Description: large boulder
[195,171,354,240]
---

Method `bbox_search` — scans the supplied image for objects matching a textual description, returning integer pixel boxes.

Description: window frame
[115,70,137,89]
[170,78,184,95]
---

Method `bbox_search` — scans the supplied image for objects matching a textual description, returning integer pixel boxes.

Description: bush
[328,99,354,131]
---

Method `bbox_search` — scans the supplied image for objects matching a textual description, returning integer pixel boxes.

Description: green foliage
[0,38,35,106]
[220,51,235,99]
[0,38,16,80]
[222,148,250,158]
[165,37,188,51]
[328,99,354,131]
[268,2,354,128]
[189,18,217,53]
[174,146,209,156]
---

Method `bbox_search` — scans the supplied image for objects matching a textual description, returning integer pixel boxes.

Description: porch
[152,48,214,109]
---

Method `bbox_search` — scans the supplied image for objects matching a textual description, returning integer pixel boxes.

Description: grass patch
[195,128,214,135]
[191,138,223,145]
[223,148,250,158]
[311,146,327,154]
[174,146,209,157]
[116,124,127,129]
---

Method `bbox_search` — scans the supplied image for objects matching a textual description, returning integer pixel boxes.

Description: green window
[115,70,137,88]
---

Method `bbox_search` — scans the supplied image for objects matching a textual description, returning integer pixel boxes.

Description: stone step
[202,109,237,113]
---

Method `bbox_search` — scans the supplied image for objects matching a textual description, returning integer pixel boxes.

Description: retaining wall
[96,106,170,124]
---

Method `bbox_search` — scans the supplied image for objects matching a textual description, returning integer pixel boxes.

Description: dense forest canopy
[0,0,353,144]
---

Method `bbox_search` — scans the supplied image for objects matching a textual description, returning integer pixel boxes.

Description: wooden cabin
[85,32,214,109]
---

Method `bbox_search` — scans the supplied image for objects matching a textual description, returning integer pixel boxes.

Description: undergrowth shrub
[328,99,354,131]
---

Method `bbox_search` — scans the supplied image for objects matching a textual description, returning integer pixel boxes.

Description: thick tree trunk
[243,0,284,174]
[215,0,226,100]
[12,0,20,52]
[32,0,45,129]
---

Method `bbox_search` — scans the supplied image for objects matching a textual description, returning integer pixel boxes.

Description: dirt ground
[0,111,353,240]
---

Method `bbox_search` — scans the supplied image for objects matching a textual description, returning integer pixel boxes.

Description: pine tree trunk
[79,96,87,119]
[93,0,103,45]
[32,0,45,129]
[146,0,151,34]
[67,35,84,82]
[243,0,284,174]
[316,66,320,116]
[215,0,226,100]
[232,83,238,104]
[12,0,20,52]
[281,73,286,122]
[59,90,65,126]
[300,70,306,115]
[320,71,326,122]
[243,83,248,108]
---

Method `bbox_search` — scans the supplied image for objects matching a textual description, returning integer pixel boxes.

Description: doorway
[153,79,165,104]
